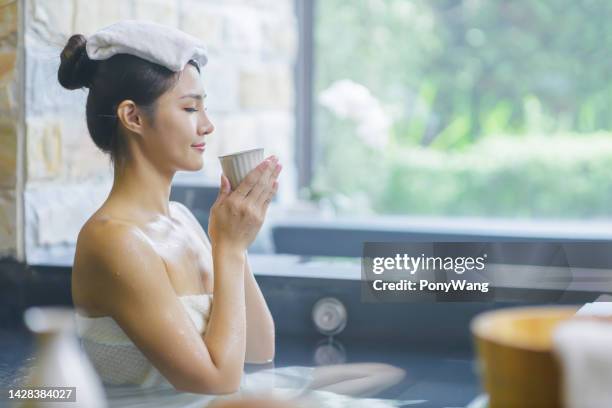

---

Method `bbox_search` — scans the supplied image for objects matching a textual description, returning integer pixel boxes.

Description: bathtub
[0,253,598,407]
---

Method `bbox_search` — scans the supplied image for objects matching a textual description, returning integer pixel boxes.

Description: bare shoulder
[73,217,168,315]
[76,217,152,260]
[170,201,212,249]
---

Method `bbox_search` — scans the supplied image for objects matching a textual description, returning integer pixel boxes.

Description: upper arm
[76,222,232,393]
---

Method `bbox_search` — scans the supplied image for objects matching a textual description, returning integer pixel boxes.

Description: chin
[183,158,204,172]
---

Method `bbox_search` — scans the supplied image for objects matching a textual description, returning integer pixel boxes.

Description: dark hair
[57,34,201,168]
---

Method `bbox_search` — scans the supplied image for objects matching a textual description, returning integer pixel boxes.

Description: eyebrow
[179,93,207,101]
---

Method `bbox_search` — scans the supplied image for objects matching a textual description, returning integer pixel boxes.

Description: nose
[199,116,214,136]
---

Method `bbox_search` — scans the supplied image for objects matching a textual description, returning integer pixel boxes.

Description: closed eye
[184,107,208,113]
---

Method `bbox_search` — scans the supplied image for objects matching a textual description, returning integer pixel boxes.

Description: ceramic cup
[471,305,579,408]
[218,148,265,191]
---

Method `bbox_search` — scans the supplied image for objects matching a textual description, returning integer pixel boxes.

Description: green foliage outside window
[312,0,612,219]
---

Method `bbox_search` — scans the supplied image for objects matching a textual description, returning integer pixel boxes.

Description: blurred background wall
[0,0,298,263]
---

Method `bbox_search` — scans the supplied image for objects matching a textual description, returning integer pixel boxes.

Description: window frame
[294,0,315,191]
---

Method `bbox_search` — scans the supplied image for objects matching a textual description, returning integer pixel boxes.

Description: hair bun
[58,34,97,90]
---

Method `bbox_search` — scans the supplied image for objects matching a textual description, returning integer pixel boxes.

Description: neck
[109,155,175,218]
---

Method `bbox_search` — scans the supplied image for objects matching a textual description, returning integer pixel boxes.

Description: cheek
[155,112,194,149]
[170,110,198,138]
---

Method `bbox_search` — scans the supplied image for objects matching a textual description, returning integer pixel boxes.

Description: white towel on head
[86,20,208,72]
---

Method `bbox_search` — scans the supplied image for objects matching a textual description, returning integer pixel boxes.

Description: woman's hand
[208,155,281,253]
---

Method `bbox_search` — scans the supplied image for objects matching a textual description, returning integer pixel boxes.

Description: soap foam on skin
[122,203,213,295]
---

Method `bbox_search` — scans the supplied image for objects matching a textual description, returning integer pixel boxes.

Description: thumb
[218,174,231,198]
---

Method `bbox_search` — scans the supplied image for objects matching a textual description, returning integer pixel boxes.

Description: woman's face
[139,64,214,173]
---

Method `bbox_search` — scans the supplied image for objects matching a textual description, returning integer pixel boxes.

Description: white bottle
[20,306,107,408]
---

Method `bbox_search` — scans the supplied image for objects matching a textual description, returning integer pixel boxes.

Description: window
[303,0,612,220]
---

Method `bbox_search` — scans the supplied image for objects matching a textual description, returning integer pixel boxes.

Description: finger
[255,162,282,207]
[243,157,278,200]
[233,157,275,198]
[217,174,231,201]
[261,180,279,211]
[260,179,278,209]
[249,159,281,203]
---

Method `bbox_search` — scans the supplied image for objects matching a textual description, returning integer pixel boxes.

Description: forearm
[244,253,275,363]
[203,245,247,386]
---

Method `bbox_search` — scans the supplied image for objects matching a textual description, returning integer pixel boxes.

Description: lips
[191,143,206,147]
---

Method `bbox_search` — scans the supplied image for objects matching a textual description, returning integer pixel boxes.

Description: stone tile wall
[0,1,20,258]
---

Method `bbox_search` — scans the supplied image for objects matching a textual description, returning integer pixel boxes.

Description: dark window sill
[272,214,612,257]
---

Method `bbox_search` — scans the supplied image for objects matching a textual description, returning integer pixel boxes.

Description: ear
[116,100,146,136]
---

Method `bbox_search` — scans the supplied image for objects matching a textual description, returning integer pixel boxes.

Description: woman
[60,23,408,406]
